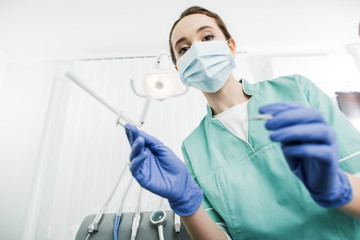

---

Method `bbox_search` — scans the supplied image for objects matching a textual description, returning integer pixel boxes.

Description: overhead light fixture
[143,68,177,99]
[130,53,188,101]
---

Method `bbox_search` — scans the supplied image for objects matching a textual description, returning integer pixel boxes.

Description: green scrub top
[181,75,360,240]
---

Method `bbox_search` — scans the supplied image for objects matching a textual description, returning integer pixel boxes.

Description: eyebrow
[174,25,215,50]
[196,25,214,33]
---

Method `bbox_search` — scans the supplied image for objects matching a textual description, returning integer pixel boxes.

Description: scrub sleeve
[182,143,232,240]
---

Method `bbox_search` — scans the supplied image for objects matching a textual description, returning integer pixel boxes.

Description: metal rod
[66,71,119,115]
[85,233,91,240]
[65,71,135,125]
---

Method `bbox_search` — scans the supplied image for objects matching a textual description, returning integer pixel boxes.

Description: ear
[228,38,236,58]
[175,65,178,72]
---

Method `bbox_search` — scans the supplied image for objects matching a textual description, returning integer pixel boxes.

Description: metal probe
[248,114,273,121]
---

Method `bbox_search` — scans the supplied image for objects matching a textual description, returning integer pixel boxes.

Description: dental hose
[113,177,134,240]
[130,187,143,240]
[86,163,128,239]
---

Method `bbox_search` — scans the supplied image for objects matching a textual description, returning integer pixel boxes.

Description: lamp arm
[130,79,147,98]
[137,98,151,127]
[155,53,171,69]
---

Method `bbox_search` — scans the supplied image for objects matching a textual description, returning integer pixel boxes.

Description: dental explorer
[85,163,128,240]
[116,117,129,130]
[248,114,273,120]
[113,177,134,240]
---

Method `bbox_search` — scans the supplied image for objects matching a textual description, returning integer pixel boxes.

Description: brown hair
[169,6,232,65]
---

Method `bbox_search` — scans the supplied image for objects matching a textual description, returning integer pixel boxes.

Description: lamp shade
[143,69,177,99]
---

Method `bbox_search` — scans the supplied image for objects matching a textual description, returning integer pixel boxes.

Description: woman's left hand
[259,102,352,208]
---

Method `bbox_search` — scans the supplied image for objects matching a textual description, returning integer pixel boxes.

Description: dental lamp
[131,53,188,101]
[129,53,189,126]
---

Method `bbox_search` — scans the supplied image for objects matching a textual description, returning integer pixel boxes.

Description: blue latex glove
[259,102,352,208]
[125,124,203,216]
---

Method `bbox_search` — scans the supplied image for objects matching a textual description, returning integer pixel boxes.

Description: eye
[202,34,214,41]
[178,46,189,55]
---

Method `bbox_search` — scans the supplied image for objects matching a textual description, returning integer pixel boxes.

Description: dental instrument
[130,187,143,240]
[114,177,134,240]
[150,210,167,240]
[149,197,167,240]
[116,116,129,130]
[65,71,136,126]
[174,213,181,234]
[248,114,273,120]
[85,163,128,240]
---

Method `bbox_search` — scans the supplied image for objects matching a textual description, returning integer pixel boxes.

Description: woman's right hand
[125,124,203,216]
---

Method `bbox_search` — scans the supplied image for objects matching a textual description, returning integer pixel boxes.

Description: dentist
[126,6,360,240]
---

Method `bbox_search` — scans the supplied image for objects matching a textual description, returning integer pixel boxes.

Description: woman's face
[171,14,235,66]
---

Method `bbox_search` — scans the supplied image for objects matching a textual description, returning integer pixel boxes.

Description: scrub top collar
[206,78,256,117]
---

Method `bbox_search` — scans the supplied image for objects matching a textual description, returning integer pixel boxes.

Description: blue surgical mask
[176,40,236,93]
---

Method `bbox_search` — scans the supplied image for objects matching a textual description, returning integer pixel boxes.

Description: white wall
[0,52,8,89]
[1,0,359,61]
[0,60,74,240]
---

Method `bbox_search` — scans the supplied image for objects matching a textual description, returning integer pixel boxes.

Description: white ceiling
[0,0,359,62]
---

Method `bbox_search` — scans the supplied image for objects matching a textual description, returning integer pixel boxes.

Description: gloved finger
[281,144,301,171]
[129,147,148,182]
[130,136,146,160]
[266,107,325,130]
[138,129,165,153]
[281,144,337,165]
[270,123,335,144]
[134,128,173,158]
[130,150,152,188]
[125,124,139,146]
[259,102,304,116]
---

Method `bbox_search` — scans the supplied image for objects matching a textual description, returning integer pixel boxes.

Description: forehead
[171,14,220,44]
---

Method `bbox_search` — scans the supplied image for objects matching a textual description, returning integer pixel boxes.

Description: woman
[125,6,360,239]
